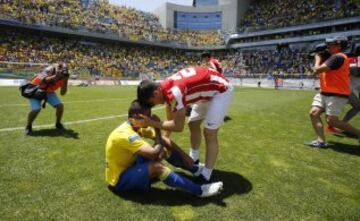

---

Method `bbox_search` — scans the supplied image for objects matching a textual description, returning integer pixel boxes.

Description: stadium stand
[239,0,359,33]
[0,0,359,80]
[0,0,224,46]
[0,30,316,79]
[0,31,201,79]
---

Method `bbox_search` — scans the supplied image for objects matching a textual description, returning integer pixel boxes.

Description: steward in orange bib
[306,36,360,147]
[25,63,69,135]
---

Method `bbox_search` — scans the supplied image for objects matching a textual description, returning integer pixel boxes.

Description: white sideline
[0,98,129,107]
[0,106,164,132]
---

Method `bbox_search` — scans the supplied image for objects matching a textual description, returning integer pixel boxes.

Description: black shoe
[194,174,212,184]
[194,159,200,165]
[224,116,232,122]
[25,125,32,136]
[55,123,65,130]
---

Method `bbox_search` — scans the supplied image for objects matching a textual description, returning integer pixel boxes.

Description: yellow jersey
[105,121,155,186]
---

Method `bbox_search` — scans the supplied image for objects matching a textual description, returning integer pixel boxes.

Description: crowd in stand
[0,31,315,79]
[240,0,360,32]
[0,31,200,79]
[0,0,224,46]
[0,0,358,47]
[237,47,313,79]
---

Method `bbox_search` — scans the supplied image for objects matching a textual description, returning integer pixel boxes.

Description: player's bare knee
[309,108,320,117]
[57,103,64,110]
[204,128,218,139]
[188,120,201,130]
[148,161,166,177]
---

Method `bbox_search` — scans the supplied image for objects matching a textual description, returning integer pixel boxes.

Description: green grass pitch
[0,86,359,221]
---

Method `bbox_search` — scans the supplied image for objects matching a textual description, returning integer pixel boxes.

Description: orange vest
[31,76,65,93]
[320,53,350,96]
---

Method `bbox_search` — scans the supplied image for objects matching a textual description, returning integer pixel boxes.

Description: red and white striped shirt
[160,67,230,111]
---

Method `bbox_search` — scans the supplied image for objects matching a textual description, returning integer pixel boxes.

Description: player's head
[137,80,164,107]
[201,51,211,61]
[128,100,151,128]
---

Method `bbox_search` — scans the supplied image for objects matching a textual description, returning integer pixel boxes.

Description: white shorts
[311,93,348,117]
[188,86,233,130]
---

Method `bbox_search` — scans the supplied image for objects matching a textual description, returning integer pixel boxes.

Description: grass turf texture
[0,86,359,221]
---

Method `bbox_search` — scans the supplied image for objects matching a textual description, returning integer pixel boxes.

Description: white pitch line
[0,106,164,132]
[0,98,130,107]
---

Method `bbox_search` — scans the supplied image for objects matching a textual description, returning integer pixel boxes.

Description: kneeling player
[105,100,223,197]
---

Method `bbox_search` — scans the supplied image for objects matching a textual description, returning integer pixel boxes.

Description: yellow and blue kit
[105,121,203,195]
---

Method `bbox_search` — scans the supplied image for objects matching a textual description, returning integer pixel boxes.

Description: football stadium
[1,0,360,220]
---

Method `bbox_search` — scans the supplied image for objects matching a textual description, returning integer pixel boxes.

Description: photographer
[306,36,360,147]
[25,63,69,135]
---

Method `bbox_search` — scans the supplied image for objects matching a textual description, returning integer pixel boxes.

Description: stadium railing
[229,30,360,48]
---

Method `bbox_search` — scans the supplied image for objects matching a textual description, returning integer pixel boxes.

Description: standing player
[25,63,69,135]
[274,75,280,89]
[106,100,223,197]
[134,67,233,182]
[200,52,231,123]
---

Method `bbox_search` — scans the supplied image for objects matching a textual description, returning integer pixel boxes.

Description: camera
[308,43,331,61]
[346,40,360,57]
[61,68,70,77]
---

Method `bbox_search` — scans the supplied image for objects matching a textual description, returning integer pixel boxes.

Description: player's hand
[130,114,151,128]
[151,114,161,122]
[314,54,322,66]
[154,144,165,160]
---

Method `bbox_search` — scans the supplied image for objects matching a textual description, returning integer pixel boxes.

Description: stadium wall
[0,79,319,90]
[154,0,248,32]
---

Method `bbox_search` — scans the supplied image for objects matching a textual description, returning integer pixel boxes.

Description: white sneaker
[193,162,205,177]
[199,181,223,198]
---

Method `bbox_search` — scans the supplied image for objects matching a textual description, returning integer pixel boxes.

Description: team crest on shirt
[128,134,140,143]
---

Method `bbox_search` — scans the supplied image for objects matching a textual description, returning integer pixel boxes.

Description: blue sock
[167,151,199,173]
[163,172,202,195]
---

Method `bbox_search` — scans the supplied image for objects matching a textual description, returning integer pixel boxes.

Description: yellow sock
[159,167,171,181]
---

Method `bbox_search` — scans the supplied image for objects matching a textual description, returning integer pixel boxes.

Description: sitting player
[105,100,223,197]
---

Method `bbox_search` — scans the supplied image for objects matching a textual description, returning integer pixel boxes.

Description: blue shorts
[29,92,62,110]
[114,155,151,192]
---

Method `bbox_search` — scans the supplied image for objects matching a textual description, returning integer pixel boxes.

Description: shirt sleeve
[171,86,185,111]
[325,55,345,70]
[124,132,147,154]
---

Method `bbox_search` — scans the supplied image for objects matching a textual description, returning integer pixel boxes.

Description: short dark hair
[137,80,160,107]
[201,51,211,59]
[128,100,149,118]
